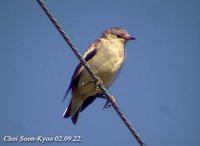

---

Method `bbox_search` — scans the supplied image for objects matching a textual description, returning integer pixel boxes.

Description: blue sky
[0,0,200,146]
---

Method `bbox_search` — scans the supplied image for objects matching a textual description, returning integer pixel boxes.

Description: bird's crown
[101,27,135,41]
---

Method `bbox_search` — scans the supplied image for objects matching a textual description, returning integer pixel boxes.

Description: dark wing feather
[62,39,100,101]
[71,93,103,125]
[80,93,103,112]
[84,48,97,62]
[62,64,83,101]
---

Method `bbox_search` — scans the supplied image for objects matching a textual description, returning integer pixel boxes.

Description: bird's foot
[95,77,103,91]
[81,80,94,87]
[103,95,116,109]
[81,77,103,91]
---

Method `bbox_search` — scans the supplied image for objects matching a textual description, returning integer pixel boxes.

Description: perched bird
[63,27,135,124]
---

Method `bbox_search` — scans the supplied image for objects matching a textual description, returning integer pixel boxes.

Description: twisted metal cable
[37,0,146,146]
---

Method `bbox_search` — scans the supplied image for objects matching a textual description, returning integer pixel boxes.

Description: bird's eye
[116,34,122,38]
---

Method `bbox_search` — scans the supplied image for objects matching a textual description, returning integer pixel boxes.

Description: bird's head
[101,27,135,43]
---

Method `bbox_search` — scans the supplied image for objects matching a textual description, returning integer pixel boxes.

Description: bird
[62,27,135,124]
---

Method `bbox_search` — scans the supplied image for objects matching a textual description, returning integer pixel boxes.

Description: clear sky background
[0,0,200,146]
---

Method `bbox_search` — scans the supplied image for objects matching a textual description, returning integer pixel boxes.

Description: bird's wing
[80,92,103,112]
[62,39,101,101]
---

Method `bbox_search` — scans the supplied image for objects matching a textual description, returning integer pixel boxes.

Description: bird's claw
[95,77,103,91]
[103,100,113,109]
[103,96,116,109]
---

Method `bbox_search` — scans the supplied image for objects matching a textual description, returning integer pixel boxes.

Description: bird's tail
[62,97,83,125]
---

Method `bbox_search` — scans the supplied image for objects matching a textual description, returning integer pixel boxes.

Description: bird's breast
[94,42,125,88]
[75,40,126,96]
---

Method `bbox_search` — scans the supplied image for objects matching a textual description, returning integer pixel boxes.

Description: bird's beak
[127,36,136,40]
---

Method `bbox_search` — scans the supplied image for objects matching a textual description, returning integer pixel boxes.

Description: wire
[37,0,146,146]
